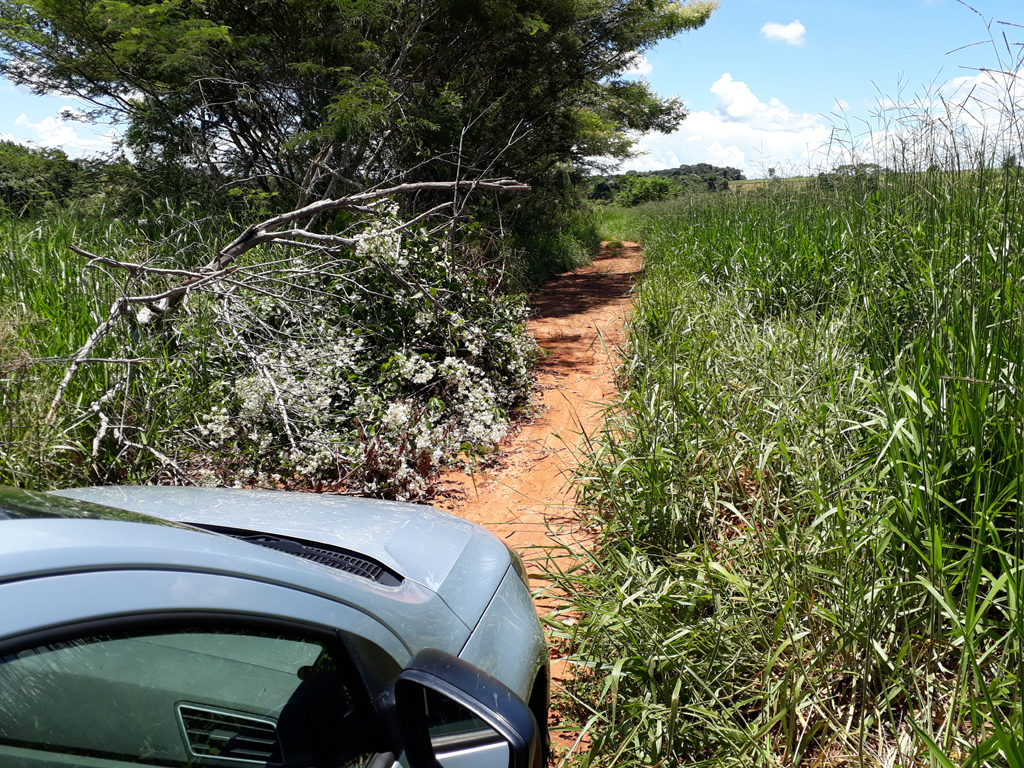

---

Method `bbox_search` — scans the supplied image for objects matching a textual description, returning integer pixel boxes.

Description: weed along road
[432,240,641,757]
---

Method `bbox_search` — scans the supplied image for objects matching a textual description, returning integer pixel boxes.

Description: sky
[1,0,1023,177]
[617,0,1024,176]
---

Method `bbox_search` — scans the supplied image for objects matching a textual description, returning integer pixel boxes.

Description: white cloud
[13,108,117,155]
[711,73,762,121]
[761,20,805,47]
[940,68,1024,122]
[621,54,653,78]
[706,142,746,168]
[710,73,822,131]
[620,74,833,177]
[616,66,1024,179]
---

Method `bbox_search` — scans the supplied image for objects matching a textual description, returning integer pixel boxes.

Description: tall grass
[1,210,121,485]
[552,121,1024,764]
[0,205,231,487]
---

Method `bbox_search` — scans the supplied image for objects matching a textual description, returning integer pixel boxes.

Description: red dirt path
[431,241,642,759]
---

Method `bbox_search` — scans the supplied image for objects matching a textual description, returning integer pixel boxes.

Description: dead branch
[133,178,527,319]
[46,297,129,423]
[218,293,297,452]
[45,177,529,425]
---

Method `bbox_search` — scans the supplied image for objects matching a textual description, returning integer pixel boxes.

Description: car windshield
[0,486,187,528]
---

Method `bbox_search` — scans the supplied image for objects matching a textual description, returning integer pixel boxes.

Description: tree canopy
[0,0,717,207]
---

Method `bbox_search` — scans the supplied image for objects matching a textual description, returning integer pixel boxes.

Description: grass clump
[551,89,1024,766]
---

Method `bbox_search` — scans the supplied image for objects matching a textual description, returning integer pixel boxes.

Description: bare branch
[218,295,297,452]
[45,176,529,422]
[46,297,129,423]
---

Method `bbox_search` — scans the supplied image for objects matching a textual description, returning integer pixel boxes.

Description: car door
[0,581,537,768]
[0,620,386,767]
[0,567,410,768]
[0,517,542,768]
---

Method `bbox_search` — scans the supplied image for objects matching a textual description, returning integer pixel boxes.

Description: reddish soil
[432,241,642,758]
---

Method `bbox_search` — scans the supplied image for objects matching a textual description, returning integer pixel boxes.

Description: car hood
[50,486,512,628]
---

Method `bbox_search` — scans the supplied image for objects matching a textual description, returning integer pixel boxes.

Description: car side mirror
[395,649,538,768]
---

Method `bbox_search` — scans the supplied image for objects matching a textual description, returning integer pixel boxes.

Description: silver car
[0,486,549,768]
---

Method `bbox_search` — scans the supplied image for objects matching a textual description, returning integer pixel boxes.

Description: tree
[0,140,83,214]
[615,175,674,206]
[0,0,718,212]
[585,162,744,202]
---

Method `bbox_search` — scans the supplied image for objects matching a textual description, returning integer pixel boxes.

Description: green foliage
[0,0,716,310]
[0,141,85,214]
[815,162,881,192]
[0,0,718,221]
[0,209,129,486]
[588,162,744,204]
[551,162,1024,766]
[614,176,675,206]
[508,203,603,288]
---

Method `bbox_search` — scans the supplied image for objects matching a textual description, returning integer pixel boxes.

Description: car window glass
[0,626,376,767]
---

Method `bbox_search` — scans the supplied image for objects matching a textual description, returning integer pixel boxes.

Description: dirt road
[432,240,642,755]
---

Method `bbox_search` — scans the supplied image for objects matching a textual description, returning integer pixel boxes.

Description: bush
[187,208,538,498]
[615,176,675,207]
[506,205,601,289]
[0,142,84,215]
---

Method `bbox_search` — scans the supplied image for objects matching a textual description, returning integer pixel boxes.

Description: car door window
[0,625,376,767]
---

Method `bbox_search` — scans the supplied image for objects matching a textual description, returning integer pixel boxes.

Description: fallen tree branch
[46,297,130,423]
[153,178,528,317]
[45,176,529,425]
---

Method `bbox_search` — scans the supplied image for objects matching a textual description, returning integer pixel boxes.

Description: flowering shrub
[185,207,537,498]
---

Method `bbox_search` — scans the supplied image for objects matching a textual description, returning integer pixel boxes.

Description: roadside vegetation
[0,175,604,496]
[0,0,718,494]
[552,87,1024,768]
[587,163,745,205]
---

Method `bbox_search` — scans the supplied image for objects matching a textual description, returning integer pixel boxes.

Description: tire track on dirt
[431,241,641,759]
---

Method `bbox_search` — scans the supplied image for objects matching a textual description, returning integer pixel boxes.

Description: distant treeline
[0,140,192,218]
[2,142,749,218]
[587,163,746,206]
[0,141,99,215]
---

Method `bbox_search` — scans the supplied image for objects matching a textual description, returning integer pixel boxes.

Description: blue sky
[620,0,1024,176]
[0,85,120,156]
[1,0,1022,177]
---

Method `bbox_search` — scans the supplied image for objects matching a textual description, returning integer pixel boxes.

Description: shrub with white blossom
[184,209,537,498]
